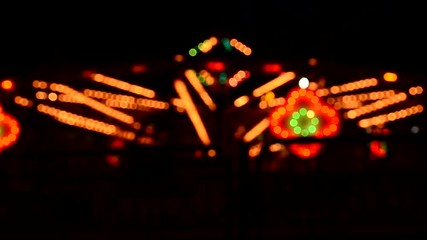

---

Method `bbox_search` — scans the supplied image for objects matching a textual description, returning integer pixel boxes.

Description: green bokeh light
[289,107,321,137]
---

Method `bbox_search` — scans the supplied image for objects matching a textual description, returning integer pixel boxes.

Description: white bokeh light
[298,77,309,89]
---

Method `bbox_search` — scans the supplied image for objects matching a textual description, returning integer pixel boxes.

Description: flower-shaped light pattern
[269,87,341,158]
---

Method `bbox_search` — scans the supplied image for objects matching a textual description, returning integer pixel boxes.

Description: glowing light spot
[411,126,420,134]
[289,119,298,127]
[383,72,398,82]
[189,48,197,57]
[207,149,216,157]
[280,130,289,138]
[298,77,310,89]
[106,155,120,167]
[308,58,318,66]
[1,79,14,90]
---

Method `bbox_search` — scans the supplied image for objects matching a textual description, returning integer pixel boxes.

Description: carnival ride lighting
[86,72,156,98]
[228,70,250,88]
[234,95,250,108]
[330,90,396,110]
[198,70,216,86]
[229,38,252,56]
[243,118,270,143]
[47,82,136,125]
[248,142,263,158]
[0,107,20,152]
[205,61,225,72]
[252,71,296,97]
[83,89,169,110]
[358,105,424,128]
[344,92,407,119]
[174,79,211,146]
[298,77,310,89]
[383,72,398,82]
[189,36,218,56]
[14,96,33,107]
[409,86,423,95]
[315,78,378,97]
[1,79,14,91]
[184,69,217,111]
[36,104,136,140]
[262,63,282,73]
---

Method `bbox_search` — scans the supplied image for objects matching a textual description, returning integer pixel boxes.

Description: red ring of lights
[0,110,20,151]
[269,87,340,140]
[268,87,341,159]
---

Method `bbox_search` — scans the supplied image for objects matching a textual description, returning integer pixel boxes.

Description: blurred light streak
[243,118,270,143]
[383,72,398,82]
[358,104,424,128]
[184,69,217,111]
[49,83,135,125]
[87,72,155,98]
[229,38,252,56]
[316,78,378,97]
[252,71,296,97]
[234,95,250,107]
[174,79,211,146]
[14,96,33,107]
[345,92,407,119]
[36,104,136,140]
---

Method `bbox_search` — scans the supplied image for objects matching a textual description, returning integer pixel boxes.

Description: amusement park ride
[1,34,424,165]
[0,34,426,238]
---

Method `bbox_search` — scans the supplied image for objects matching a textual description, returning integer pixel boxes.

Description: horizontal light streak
[358,104,424,128]
[49,83,135,125]
[37,104,136,140]
[87,72,156,98]
[14,96,33,107]
[316,78,378,97]
[234,95,250,107]
[345,92,407,119]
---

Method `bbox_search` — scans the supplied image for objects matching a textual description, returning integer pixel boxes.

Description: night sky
[1,1,426,75]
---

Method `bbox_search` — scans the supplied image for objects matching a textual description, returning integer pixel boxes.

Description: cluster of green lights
[288,107,320,137]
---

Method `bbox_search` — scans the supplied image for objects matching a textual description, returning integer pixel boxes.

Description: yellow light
[234,95,250,107]
[383,72,398,82]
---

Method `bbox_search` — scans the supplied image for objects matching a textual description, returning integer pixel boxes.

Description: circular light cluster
[268,87,341,159]
[289,107,319,137]
[0,106,20,152]
[269,88,340,140]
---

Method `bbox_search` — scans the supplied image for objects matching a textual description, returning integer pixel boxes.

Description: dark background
[1,1,427,240]
[1,1,426,73]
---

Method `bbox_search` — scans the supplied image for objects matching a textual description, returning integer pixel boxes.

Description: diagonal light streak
[174,79,211,146]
